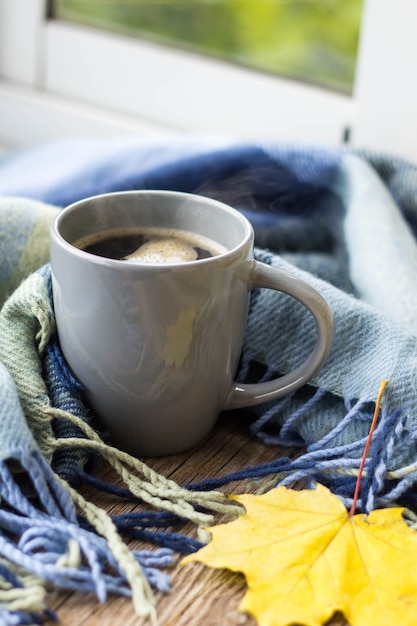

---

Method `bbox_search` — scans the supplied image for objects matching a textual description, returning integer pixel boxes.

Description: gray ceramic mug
[50,190,333,456]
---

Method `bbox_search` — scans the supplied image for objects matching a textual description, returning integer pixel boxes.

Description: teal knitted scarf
[1,138,417,623]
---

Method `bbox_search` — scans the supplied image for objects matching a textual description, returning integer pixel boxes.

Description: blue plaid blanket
[1,136,417,623]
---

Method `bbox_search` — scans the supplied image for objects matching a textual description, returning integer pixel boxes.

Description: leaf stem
[349,380,389,518]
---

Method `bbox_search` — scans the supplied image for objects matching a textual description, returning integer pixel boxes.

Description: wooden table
[48,411,348,626]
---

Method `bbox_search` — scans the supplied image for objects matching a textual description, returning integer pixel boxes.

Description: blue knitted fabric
[2,137,417,620]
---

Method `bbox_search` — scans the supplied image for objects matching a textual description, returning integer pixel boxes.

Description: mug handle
[225,261,334,410]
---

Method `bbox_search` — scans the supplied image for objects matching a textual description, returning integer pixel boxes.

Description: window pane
[53,0,363,93]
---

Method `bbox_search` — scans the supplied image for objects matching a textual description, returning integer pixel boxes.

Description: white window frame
[0,0,416,163]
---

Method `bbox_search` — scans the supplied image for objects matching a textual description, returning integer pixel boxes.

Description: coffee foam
[125,237,198,264]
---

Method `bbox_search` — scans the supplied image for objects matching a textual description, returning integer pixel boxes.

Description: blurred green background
[54,0,364,93]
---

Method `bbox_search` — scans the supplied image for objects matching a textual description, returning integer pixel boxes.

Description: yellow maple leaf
[183,483,417,626]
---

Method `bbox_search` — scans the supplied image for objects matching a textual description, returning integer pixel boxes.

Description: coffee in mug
[75,227,227,264]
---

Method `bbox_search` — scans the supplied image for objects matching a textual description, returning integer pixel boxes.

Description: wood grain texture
[48,412,349,626]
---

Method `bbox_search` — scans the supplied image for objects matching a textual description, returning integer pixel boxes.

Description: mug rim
[51,189,254,270]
